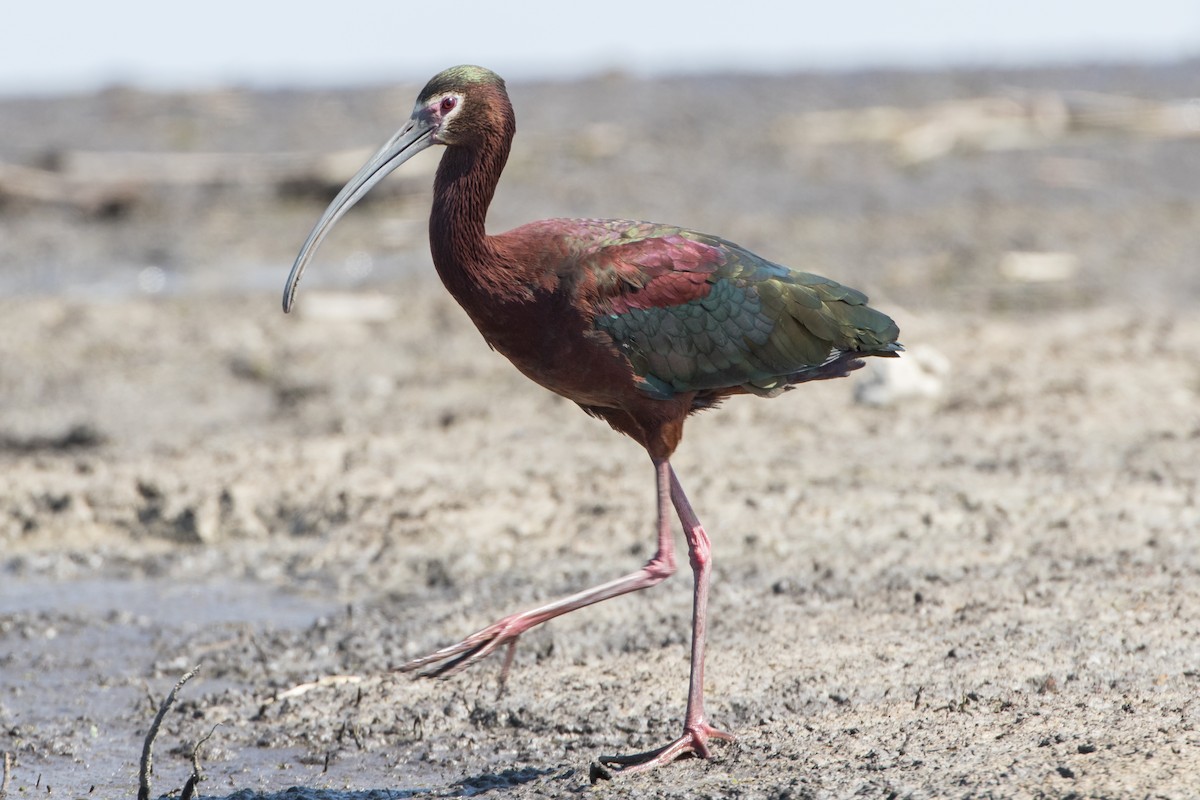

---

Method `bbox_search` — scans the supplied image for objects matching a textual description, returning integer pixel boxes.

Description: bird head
[282,65,509,312]
[415,65,508,147]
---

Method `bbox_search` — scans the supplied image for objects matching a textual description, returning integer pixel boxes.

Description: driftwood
[0,160,135,213]
[0,145,433,212]
[773,90,1200,164]
[53,147,429,187]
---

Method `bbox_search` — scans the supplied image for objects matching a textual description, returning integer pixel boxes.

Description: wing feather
[543,219,900,398]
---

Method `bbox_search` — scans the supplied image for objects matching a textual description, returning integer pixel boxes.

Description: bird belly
[493,332,635,408]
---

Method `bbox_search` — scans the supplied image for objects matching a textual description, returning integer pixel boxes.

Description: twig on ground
[248,633,274,684]
[137,665,200,800]
[1,750,11,796]
[272,674,364,703]
[179,724,219,800]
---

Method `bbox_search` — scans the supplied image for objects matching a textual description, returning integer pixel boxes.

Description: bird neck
[429,125,513,296]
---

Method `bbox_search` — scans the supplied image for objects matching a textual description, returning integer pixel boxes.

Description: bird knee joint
[645,554,676,581]
[688,533,712,570]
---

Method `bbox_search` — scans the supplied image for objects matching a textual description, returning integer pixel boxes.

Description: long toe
[396,637,487,676]
[395,616,527,678]
[595,722,734,777]
[397,637,504,678]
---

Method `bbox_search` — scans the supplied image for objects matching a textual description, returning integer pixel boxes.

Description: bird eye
[440,96,457,113]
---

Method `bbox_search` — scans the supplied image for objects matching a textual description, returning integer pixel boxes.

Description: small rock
[588,761,613,783]
[854,345,949,407]
[299,291,398,322]
[998,251,1079,283]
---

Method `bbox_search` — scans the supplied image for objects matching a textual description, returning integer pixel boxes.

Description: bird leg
[397,459,679,680]
[597,465,733,775]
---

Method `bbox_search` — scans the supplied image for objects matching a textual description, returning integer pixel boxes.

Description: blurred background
[1,0,1198,308]
[6,0,1200,92]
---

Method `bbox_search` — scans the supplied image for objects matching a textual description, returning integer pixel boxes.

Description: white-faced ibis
[283,65,901,775]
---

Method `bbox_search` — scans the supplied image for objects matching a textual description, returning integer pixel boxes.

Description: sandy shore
[2,62,1199,798]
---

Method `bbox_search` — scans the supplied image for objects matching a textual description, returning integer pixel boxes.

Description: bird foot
[395,613,526,684]
[592,722,734,780]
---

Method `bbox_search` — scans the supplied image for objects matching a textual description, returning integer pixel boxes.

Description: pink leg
[397,459,678,679]
[596,465,734,776]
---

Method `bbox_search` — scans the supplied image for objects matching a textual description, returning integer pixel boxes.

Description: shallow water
[1,577,339,797]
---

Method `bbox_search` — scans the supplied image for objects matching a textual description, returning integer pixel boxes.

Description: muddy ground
[1,62,1199,799]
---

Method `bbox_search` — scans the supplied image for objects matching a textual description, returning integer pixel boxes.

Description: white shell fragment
[853,345,950,407]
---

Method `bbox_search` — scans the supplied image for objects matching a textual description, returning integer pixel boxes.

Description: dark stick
[137,665,200,800]
[179,724,218,800]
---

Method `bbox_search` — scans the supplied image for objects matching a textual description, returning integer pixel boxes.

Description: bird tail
[743,342,903,396]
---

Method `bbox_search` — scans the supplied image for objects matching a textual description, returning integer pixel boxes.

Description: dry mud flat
[2,285,1198,799]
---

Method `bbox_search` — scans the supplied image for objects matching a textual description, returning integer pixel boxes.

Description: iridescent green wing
[553,219,900,398]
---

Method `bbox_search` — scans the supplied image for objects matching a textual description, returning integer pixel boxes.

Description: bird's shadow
[194,766,563,800]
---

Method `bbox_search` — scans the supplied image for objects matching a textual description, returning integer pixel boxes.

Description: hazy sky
[8,0,1200,94]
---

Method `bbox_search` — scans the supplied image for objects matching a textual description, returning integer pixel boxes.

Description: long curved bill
[282,116,436,312]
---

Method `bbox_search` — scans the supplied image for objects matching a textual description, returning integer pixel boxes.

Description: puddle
[0,576,341,798]
[0,576,332,629]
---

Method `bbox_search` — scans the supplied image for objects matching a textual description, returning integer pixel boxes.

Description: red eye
[440,96,457,113]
